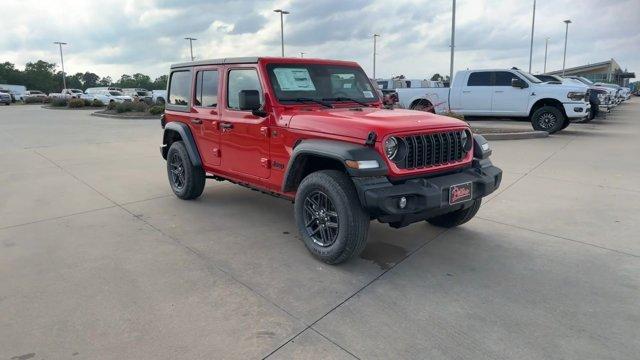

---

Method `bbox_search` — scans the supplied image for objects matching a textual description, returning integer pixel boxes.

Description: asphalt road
[1,102,638,359]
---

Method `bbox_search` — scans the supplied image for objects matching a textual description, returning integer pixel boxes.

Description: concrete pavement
[1,101,638,359]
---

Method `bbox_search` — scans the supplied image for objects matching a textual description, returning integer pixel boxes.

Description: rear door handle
[191,118,202,124]
[462,90,471,93]
[494,90,504,93]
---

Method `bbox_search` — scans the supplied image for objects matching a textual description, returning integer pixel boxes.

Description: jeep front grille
[396,131,467,169]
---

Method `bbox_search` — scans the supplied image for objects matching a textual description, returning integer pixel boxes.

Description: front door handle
[462,90,471,93]
[494,90,504,93]
[220,122,234,130]
[191,118,202,124]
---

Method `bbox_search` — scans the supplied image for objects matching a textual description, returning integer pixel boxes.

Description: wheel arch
[282,139,388,193]
[161,121,202,167]
[529,98,567,119]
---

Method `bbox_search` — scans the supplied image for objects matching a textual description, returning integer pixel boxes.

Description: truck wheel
[166,141,205,200]
[560,118,571,129]
[427,199,481,228]
[531,106,565,133]
[294,170,369,264]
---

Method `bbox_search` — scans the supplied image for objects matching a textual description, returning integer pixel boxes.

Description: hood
[538,82,587,92]
[286,107,468,141]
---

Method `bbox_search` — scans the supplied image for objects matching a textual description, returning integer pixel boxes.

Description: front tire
[294,170,369,264]
[166,141,205,200]
[531,106,565,133]
[427,199,481,228]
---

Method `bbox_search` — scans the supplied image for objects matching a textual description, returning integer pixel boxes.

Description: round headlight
[384,137,399,160]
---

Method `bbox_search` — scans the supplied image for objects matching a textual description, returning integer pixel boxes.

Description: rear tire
[166,141,205,200]
[294,170,369,264]
[427,199,481,228]
[531,106,565,133]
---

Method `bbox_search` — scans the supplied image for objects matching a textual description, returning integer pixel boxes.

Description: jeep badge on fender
[160,57,502,264]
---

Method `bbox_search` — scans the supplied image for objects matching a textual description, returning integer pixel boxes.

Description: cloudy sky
[1,0,638,80]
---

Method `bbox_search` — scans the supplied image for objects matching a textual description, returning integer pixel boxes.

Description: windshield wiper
[285,97,333,108]
[322,97,371,107]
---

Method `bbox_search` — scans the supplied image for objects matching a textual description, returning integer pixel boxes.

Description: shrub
[148,104,165,115]
[92,99,105,107]
[68,98,86,108]
[116,101,148,113]
[83,99,92,106]
[24,96,44,104]
[51,98,68,107]
[107,101,117,110]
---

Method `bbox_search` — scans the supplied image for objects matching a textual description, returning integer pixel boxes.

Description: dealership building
[548,59,635,86]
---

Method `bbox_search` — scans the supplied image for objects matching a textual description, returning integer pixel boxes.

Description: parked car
[49,88,84,99]
[152,90,167,104]
[160,56,502,264]
[534,74,610,120]
[0,84,26,102]
[0,89,12,105]
[565,76,618,109]
[21,90,48,102]
[594,83,625,104]
[82,89,132,104]
[85,87,123,95]
[122,88,152,103]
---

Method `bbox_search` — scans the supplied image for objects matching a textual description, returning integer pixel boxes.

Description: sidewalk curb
[91,111,160,120]
[478,130,549,140]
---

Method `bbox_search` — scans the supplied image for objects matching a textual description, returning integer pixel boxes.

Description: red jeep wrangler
[161,57,502,264]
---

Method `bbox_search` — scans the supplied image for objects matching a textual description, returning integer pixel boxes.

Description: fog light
[574,107,583,112]
[398,196,407,209]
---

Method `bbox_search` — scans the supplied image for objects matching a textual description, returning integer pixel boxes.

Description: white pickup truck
[395,69,590,133]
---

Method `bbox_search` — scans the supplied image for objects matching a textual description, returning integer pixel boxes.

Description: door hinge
[260,158,270,168]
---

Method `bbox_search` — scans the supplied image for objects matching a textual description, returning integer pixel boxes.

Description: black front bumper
[353,159,502,227]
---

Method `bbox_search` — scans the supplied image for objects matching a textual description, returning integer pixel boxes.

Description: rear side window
[227,69,262,110]
[494,71,517,86]
[467,72,491,86]
[168,71,191,106]
[194,70,219,107]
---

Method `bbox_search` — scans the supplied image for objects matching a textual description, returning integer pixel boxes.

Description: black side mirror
[511,78,528,88]
[238,89,267,116]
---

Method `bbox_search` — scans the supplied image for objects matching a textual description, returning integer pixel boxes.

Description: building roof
[547,59,619,75]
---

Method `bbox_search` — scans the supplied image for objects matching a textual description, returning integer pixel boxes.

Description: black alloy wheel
[169,152,185,190]
[302,190,339,247]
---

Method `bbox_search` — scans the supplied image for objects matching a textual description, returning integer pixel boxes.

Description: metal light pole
[562,20,571,75]
[299,52,305,58]
[53,41,67,90]
[528,0,536,73]
[184,37,197,61]
[274,9,290,57]
[373,34,380,79]
[543,37,550,73]
[449,0,456,84]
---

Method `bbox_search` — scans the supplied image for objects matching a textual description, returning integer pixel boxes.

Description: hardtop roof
[170,57,360,69]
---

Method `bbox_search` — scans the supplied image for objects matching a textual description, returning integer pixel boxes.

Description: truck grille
[396,131,467,169]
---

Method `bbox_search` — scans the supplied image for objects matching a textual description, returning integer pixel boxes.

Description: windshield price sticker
[274,68,317,91]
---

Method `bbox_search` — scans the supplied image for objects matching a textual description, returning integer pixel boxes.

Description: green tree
[430,73,443,81]
[24,60,57,93]
[98,76,112,86]
[82,72,100,88]
[0,62,21,84]
[152,75,168,90]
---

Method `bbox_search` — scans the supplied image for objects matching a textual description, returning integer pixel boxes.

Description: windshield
[109,91,123,96]
[267,63,379,104]
[576,77,593,85]
[71,89,83,93]
[136,91,147,96]
[516,70,541,83]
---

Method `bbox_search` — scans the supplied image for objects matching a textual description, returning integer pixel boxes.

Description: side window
[168,71,191,106]
[467,72,492,86]
[227,69,262,110]
[494,71,517,86]
[194,70,219,107]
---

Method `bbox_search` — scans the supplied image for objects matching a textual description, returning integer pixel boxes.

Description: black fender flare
[161,122,202,167]
[282,139,388,192]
